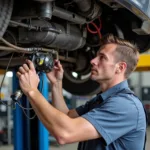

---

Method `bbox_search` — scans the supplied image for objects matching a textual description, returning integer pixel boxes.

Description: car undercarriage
[0,0,150,95]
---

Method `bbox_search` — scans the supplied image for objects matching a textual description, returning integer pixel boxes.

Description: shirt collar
[98,80,129,102]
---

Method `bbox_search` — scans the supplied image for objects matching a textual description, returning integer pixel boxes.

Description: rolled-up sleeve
[81,96,138,145]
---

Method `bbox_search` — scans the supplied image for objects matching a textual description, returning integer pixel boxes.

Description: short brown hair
[100,34,139,78]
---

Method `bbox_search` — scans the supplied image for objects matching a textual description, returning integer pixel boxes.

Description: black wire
[14,98,37,120]
[17,100,33,110]
[17,101,36,120]
[0,53,14,106]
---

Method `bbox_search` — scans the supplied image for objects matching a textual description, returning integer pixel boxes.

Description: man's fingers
[23,64,30,72]
[16,72,26,81]
[26,59,36,72]
[54,60,63,70]
[17,60,36,79]
[16,72,21,78]
[19,66,26,74]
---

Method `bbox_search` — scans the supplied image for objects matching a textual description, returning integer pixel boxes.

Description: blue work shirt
[76,80,146,150]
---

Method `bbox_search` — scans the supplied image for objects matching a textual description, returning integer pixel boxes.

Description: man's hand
[46,60,64,85]
[16,59,40,95]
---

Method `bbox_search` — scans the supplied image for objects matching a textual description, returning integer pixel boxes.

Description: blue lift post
[38,73,49,150]
[13,72,49,150]
[13,71,24,150]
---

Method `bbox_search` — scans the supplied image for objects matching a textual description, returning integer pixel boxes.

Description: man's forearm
[51,81,69,114]
[27,89,74,140]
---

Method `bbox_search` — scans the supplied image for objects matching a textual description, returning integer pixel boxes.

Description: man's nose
[91,57,98,66]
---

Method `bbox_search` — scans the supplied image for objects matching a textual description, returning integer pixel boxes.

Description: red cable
[87,17,102,34]
[90,22,102,39]
[87,24,98,34]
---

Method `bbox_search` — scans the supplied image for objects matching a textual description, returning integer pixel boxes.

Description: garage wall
[129,71,150,99]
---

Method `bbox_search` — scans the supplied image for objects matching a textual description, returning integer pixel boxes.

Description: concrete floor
[0,126,150,150]
[0,143,78,150]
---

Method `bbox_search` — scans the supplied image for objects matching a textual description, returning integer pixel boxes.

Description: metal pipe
[0,46,76,63]
[0,38,32,53]
[0,37,59,57]
[9,20,37,30]
[38,1,53,19]
[10,20,61,34]
[0,46,17,52]
[53,6,86,24]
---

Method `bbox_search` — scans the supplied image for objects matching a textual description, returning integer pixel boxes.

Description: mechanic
[17,34,146,150]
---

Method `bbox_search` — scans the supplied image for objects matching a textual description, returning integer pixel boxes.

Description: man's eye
[99,56,104,60]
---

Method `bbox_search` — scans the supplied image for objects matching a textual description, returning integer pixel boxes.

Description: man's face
[90,44,119,82]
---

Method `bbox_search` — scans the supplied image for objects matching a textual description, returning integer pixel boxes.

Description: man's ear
[116,62,127,74]
[119,62,127,72]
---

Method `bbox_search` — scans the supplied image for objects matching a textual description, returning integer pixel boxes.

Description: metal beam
[135,54,150,71]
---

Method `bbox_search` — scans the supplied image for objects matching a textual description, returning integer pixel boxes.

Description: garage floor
[0,126,150,150]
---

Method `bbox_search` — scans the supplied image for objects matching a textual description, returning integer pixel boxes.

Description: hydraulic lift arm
[135,54,150,71]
